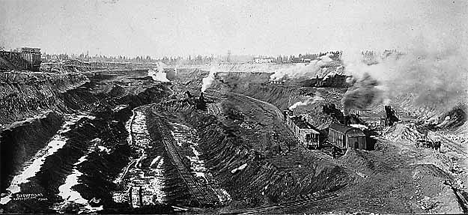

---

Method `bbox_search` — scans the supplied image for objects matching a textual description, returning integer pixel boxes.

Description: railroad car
[328,123,367,150]
[283,110,321,149]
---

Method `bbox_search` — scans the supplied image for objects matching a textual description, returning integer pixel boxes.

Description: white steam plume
[269,53,336,81]
[148,62,170,82]
[289,92,324,110]
[157,62,164,73]
[201,66,217,92]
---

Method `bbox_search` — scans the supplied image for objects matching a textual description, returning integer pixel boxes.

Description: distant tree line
[41,49,402,65]
[41,52,218,65]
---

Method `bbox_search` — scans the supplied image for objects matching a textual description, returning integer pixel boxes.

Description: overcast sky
[1,0,466,57]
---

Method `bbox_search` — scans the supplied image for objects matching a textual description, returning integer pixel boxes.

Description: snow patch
[112,104,128,112]
[0,114,90,205]
[150,156,161,167]
[231,163,248,174]
[97,146,110,154]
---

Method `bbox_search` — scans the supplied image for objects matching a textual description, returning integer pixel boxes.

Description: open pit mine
[0,51,467,214]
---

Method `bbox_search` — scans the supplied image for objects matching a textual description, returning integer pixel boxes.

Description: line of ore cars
[283,108,443,154]
[282,109,370,153]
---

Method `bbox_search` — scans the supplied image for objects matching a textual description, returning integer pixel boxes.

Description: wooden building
[0,47,41,71]
[328,123,367,150]
[20,47,41,71]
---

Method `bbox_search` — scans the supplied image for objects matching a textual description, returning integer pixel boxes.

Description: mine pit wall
[50,83,170,213]
[3,108,134,213]
[0,71,172,212]
[0,72,89,125]
[158,105,351,208]
[146,104,201,206]
[0,112,63,192]
[215,72,324,110]
[50,108,133,211]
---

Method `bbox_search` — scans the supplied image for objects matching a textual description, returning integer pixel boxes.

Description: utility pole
[227,50,231,63]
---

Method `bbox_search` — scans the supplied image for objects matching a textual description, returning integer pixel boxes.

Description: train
[282,110,322,149]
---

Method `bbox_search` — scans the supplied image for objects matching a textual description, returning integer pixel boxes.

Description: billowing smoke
[341,45,468,115]
[201,66,217,92]
[269,53,335,81]
[148,62,170,82]
[289,92,325,110]
[341,73,383,115]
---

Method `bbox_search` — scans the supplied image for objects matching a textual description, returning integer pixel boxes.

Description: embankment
[0,112,63,192]
[185,109,349,208]
[0,72,89,126]
[150,95,350,209]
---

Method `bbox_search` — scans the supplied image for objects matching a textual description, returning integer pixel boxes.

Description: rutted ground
[112,106,167,208]
[0,70,172,213]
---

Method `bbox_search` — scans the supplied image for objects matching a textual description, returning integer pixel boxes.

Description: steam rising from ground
[342,45,468,115]
[201,66,217,92]
[148,62,170,82]
[269,53,335,81]
[289,92,324,110]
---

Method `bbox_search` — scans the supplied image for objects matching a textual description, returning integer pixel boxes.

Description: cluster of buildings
[282,109,370,152]
[253,56,276,64]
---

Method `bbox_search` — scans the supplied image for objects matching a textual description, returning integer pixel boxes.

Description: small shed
[328,123,367,150]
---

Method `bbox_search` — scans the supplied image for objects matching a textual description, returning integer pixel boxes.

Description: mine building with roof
[328,123,368,150]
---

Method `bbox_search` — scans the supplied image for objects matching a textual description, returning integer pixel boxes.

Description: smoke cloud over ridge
[341,43,468,115]
[269,54,336,81]
[289,92,325,110]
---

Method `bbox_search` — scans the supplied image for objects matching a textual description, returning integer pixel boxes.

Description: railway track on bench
[438,135,467,157]
[152,112,219,206]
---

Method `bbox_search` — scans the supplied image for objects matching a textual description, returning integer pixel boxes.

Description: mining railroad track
[228,92,284,119]
[151,111,219,206]
[437,135,467,157]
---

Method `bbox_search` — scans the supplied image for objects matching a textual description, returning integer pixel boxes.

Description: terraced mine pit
[0,65,467,214]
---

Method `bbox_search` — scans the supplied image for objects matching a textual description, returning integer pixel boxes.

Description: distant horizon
[1,0,466,58]
[4,47,402,60]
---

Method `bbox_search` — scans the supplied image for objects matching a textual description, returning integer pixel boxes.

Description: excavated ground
[205,71,468,214]
[147,91,351,213]
[1,67,466,214]
[0,70,172,213]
